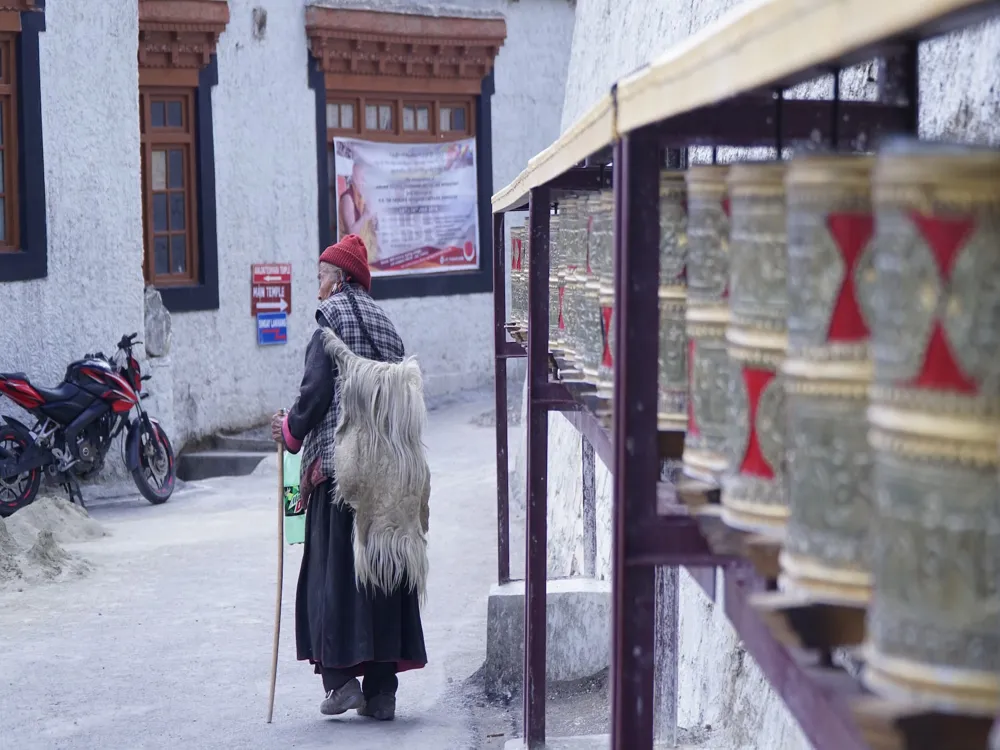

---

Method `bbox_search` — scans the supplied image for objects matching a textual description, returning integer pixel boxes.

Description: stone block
[482,577,610,698]
[143,286,172,358]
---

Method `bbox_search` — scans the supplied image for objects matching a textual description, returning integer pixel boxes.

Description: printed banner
[333,137,479,277]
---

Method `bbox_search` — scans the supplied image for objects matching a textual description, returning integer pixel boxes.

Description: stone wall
[507,0,1000,746]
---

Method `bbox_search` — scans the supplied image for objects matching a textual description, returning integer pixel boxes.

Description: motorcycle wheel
[131,420,176,505]
[0,427,41,518]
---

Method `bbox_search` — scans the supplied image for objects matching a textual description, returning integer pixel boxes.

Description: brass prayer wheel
[683,166,731,481]
[722,162,788,534]
[862,142,1000,716]
[516,225,531,338]
[658,171,688,432]
[560,196,586,378]
[595,192,616,424]
[780,155,876,605]
[509,225,525,335]
[581,192,611,390]
[548,213,563,354]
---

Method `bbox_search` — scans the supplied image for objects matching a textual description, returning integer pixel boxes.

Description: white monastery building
[4,0,1000,744]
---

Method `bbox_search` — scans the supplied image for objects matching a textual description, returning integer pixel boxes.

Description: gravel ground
[0,398,511,750]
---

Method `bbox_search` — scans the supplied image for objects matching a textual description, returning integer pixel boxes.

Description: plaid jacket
[286,284,405,495]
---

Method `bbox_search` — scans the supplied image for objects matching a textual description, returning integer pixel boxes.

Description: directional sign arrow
[257,299,289,312]
[262,275,285,282]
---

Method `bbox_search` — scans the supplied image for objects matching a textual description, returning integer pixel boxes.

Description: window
[439,104,468,134]
[326,100,356,132]
[0,8,47,283]
[402,103,430,133]
[365,101,394,132]
[140,89,198,286]
[0,34,18,252]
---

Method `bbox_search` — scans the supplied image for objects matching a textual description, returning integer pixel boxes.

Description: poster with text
[333,136,479,277]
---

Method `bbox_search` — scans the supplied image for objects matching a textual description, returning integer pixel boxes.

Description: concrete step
[211,433,276,453]
[176,450,269,482]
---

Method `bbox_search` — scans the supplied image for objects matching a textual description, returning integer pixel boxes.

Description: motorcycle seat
[0,372,28,382]
[33,382,78,402]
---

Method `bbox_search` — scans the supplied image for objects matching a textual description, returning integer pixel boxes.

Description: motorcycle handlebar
[117,332,141,351]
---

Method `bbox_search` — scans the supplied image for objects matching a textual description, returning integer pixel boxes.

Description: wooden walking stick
[267,441,285,723]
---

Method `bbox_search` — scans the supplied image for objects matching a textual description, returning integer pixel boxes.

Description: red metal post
[493,211,512,585]
[524,185,551,748]
[610,127,662,750]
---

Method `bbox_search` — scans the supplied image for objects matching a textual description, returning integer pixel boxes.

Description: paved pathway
[0,398,501,749]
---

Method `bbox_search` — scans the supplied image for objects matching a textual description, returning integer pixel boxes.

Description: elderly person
[270,234,426,721]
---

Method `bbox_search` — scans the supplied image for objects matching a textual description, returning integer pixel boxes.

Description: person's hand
[271,409,286,444]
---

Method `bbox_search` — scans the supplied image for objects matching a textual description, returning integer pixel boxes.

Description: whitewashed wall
[508,0,1000,746]
[0,0,576,454]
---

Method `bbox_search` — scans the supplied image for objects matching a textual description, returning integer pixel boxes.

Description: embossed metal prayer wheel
[780,155,876,605]
[514,225,530,339]
[560,196,586,378]
[863,141,1000,716]
[658,171,689,432]
[567,192,601,389]
[595,191,616,425]
[548,213,563,354]
[508,226,525,336]
[683,166,731,481]
[722,163,788,534]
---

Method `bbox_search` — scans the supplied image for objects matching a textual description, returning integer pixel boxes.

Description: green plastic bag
[282,450,306,546]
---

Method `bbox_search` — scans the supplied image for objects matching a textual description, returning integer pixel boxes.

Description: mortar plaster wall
[1,0,575,459]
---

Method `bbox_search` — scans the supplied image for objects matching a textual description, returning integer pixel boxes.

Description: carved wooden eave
[306,6,506,94]
[0,0,39,11]
[139,0,230,70]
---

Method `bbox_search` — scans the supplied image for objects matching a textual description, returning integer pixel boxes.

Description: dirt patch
[4,495,108,548]
[0,495,102,590]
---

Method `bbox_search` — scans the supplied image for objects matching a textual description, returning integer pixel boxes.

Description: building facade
[0,0,575,451]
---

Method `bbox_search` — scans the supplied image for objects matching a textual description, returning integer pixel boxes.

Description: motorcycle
[0,332,176,516]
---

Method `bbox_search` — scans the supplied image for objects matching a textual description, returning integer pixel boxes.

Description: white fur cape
[322,329,430,601]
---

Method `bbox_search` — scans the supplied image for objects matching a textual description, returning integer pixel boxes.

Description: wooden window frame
[0,33,19,253]
[140,86,199,287]
[306,7,505,299]
[328,92,476,146]
[0,7,47,283]
[137,0,229,311]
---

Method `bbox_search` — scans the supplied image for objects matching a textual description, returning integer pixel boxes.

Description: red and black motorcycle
[0,333,176,516]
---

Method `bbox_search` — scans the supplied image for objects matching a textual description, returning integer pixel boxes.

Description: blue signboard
[257,312,288,346]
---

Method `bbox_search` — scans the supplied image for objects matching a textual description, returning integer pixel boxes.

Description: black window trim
[0,6,47,284]
[310,55,496,301]
[156,56,220,313]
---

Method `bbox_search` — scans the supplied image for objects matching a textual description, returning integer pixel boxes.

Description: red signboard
[251,263,292,316]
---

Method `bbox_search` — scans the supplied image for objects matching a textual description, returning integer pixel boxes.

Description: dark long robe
[288,326,427,677]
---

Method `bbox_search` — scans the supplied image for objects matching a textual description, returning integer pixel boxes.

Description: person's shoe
[357,693,396,721]
[320,679,365,715]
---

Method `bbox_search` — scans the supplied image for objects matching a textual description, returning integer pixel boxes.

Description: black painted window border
[0,7,47,284]
[156,57,221,313]
[310,57,496,301]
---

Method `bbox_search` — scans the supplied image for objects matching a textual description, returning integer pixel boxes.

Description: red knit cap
[320,234,371,291]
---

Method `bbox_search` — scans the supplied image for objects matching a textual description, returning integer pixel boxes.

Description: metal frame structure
[491,3,1000,749]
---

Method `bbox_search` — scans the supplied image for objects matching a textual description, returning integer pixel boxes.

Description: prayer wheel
[722,162,788,534]
[508,225,525,335]
[658,171,688,432]
[516,225,531,339]
[576,193,603,389]
[683,166,731,481]
[548,213,564,354]
[560,197,586,378]
[579,193,609,390]
[863,142,1000,716]
[595,191,616,424]
[780,155,876,605]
